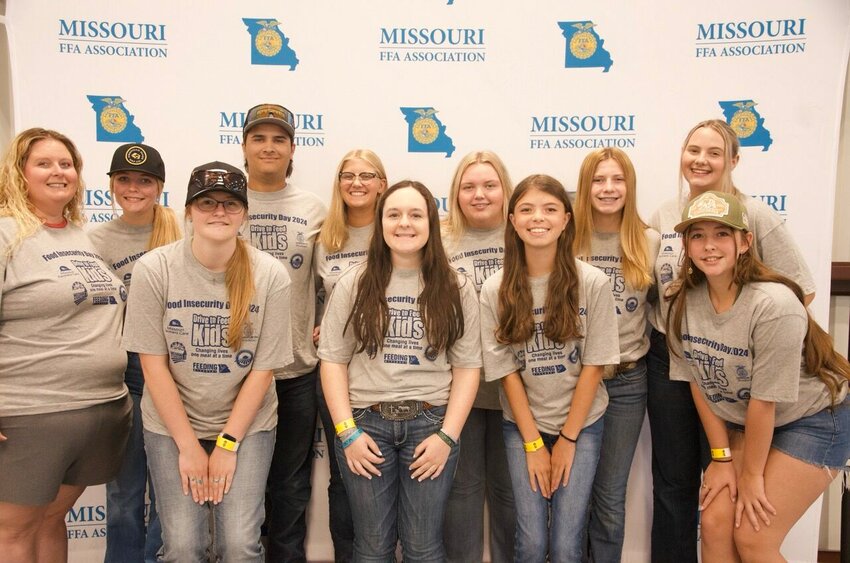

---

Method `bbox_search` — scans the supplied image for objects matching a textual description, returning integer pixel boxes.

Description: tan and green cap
[674,190,749,233]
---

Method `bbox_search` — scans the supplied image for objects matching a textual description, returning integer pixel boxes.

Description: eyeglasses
[189,170,247,192]
[193,197,245,214]
[339,172,379,184]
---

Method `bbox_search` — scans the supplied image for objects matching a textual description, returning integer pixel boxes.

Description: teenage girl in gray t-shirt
[319,181,481,561]
[665,190,850,562]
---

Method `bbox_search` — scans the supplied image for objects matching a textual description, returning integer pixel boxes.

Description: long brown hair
[666,228,850,405]
[345,180,465,357]
[573,147,652,290]
[496,174,581,345]
[0,128,86,251]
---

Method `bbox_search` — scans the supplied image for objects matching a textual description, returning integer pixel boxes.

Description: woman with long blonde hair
[123,162,292,561]
[314,148,387,561]
[573,147,659,562]
[441,150,516,563]
[0,128,131,562]
[480,174,619,562]
[89,143,181,563]
[646,120,815,561]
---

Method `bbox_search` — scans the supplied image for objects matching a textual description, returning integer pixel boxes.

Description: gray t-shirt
[122,239,293,439]
[0,218,128,415]
[650,194,815,333]
[581,229,660,364]
[247,185,327,379]
[480,261,620,435]
[87,218,153,290]
[318,264,482,408]
[314,224,372,322]
[668,281,845,426]
[443,225,505,410]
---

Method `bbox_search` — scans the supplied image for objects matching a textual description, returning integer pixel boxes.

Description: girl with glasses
[122,162,292,562]
[314,149,388,562]
[319,181,481,562]
[90,143,181,563]
[480,174,619,563]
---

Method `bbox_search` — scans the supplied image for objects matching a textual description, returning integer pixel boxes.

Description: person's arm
[502,372,552,498]
[690,382,737,510]
[410,366,478,481]
[140,353,210,504]
[736,399,777,531]
[207,368,274,503]
[550,364,603,488]
[321,360,384,478]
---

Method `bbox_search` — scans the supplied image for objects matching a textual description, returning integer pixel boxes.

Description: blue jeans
[105,352,162,563]
[145,429,274,563]
[646,329,708,563]
[336,404,458,562]
[503,418,604,563]
[444,407,515,563]
[317,373,354,562]
[586,360,647,563]
[267,369,318,562]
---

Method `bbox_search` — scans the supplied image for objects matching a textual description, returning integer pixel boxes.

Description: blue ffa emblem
[86,96,144,142]
[400,107,456,157]
[242,18,299,69]
[169,342,187,363]
[72,281,88,305]
[625,297,638,312]
[568,346,580,364]
[235,350,254,368]
[719,100,773,151]
[558,22,613,72]
[290,253,304,269]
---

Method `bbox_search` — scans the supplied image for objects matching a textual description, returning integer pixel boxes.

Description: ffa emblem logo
[100,98,128,134]
[412,109,439,145]
[719,99,773,151]
[242,18,299,69]
[87,95,144,142]
[729,102,758,139]
[255,20,283,57]
[569,23,597,59]
[400,106,456,157]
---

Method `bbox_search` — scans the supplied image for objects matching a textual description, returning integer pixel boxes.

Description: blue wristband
[341,427,363,449]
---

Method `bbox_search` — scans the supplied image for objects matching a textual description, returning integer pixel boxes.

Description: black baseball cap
[108,143,165,182]
[185,161,248,206]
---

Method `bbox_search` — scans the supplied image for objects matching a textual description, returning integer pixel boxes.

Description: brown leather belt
[369,400,433,421]
[603,361,640,380]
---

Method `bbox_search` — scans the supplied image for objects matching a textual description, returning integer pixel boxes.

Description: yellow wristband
[711,447,732,460]
[216,433,240,452]
[334,418,357,435]
[523,437,544,452]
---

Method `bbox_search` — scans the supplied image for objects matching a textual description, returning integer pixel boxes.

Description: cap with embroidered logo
[108,143,165,182]
[675,190,749,233]
[243,103,295,140]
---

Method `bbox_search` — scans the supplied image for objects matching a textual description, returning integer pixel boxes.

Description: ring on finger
[190,477,197,483]
[213,477,222,483]
[197,478,204,484]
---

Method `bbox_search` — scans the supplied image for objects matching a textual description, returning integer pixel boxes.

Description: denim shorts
[727,397,850,470]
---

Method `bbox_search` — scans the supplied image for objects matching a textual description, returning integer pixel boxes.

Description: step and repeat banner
[5,1,850,561]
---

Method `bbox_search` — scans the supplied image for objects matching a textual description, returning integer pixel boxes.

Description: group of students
[0,106,848,563]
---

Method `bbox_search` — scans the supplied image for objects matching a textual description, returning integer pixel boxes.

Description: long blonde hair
[442,150,513,242]
[573,147,652,290]
[0,128,86,250]
[108,176,181,250]
[319,149,387,254]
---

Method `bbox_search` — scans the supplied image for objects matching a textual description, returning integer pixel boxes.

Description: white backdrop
[5,1,850,561]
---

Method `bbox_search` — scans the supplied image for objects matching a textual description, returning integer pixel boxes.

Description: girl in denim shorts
[665,190,850,562]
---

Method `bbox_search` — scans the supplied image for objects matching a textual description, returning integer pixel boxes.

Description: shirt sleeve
[317,269,358,364]
[446,275,483,369]
[252,266,294,371]
[122,257,168,355]
[480,277,521,382]
[580,270,621,366]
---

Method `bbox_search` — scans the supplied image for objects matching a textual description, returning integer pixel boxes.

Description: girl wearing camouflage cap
[89,142,181,563]
[665,190,850,562]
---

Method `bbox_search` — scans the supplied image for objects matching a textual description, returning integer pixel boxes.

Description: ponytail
[225,238,255,351]
[147,202,182,250]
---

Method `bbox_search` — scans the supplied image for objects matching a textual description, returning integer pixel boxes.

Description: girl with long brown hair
[665,190,849,562]
[480,174,619,562]
[319,180,481,561]
[122,162,292,561]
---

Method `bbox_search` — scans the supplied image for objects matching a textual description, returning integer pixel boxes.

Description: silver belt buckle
[380,400,421,421]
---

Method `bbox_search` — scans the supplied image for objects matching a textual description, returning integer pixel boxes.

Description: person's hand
[0,430,6,442]
[735,470,776,531]
[526,447,552,498]
[312,326,321,345]
[699,460,737,511]
[550,437,576,489]
[342,430,384,478]
[208,446,238,504]
[179,442,210,504]
[410,434,451,482]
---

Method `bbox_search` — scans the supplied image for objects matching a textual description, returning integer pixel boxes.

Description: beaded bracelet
[341,428,364,449]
